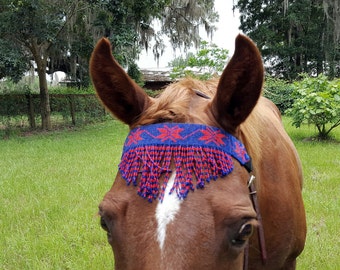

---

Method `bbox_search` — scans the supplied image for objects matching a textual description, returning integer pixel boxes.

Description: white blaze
[155,172,183,251]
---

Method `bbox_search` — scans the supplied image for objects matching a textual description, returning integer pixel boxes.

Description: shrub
[143,88,163,98]
[49,85,95,94]
[169,41,229,80]
[263,77,294,113]
[127,62,144,86]
[286,74,340,139]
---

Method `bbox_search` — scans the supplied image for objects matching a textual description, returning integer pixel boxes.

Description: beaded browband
[118,123,251,202]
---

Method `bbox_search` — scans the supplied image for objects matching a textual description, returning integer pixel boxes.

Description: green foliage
[49,85,95,95]
[0,0,219,85]
[127,62,143,85]
[235,0,339,79]
[161,0,218,51]
[286,74,340,139]
[0,79,95,95]
[0,79,34,94]
[0,39,29,82]
[0,0,97,129]
[143,88,163,98]
[263,77,294,114]
[0,92,107,131]
[0,0,218,129]
[169,41,229,80]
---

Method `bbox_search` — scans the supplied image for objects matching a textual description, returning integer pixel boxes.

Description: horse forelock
[136,78,217,127]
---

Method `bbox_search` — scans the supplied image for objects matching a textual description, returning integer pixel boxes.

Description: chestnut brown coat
[90,35,306,270]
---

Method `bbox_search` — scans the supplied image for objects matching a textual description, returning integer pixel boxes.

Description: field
[0,118,339,269]
[283,118,340,269]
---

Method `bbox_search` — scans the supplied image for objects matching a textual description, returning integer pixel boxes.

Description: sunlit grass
[0,120,128,269]
[0,118,339,269]
[283,118,340,269]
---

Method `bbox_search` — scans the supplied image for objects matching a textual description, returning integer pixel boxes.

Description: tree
[0,39,29,83]
[95,0,218,67]
[0,0,218,129]
[0,0,92,129]
[169,41,229,80]
[286,74,340,139]
[160,0,217,50]
[235,0,339,80]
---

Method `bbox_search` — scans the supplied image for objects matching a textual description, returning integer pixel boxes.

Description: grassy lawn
[0,120,128,269]
[0,118,339,269]
[283,118,340,269]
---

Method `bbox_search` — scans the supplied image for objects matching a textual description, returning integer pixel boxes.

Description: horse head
[90,35,305,269]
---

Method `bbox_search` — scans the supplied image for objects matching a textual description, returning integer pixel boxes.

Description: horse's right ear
[210,35,263,133]
[90,38,151,126]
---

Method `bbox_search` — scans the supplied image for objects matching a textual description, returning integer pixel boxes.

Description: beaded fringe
[119,145,234,202]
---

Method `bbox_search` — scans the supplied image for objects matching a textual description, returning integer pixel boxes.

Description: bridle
[120,90,267,268]
[242,161,267,270]
[194,89,267,269]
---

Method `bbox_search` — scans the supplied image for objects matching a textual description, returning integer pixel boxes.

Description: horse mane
[240,98,284,187]
[239,106,265,177]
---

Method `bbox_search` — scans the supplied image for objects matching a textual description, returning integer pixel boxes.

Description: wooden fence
[0,93,107,129]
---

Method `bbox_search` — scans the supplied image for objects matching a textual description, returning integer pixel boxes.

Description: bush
[0,93,107,130]
[49,85,95,94]
[169,41,229,80]
[143,88,163,98]
[286,74,340,139]
[263,77,294,113]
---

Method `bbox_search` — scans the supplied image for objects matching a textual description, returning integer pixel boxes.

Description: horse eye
[100,216,110,233]
[231,222,254,247]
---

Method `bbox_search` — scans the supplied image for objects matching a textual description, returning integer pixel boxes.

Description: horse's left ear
[90,38,151,126]
[210,35,264,133]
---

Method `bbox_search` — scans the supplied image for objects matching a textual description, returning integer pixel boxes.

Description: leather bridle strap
[193,90,267,269]
[243,174,267,270]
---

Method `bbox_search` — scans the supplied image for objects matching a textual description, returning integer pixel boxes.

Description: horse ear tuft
[211,35,264,133]
[90,38,151,126]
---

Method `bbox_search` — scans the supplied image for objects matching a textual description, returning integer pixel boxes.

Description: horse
[90,34,306,270]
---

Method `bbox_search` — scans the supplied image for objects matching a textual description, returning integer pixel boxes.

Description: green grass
[283,118,340,269]
[0,120,129,269]
[0,118,339,269]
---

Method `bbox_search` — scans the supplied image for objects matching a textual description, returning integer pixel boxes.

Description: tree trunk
[37,63,51,130]
[30,41,52,130]
[26,93,36,129]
